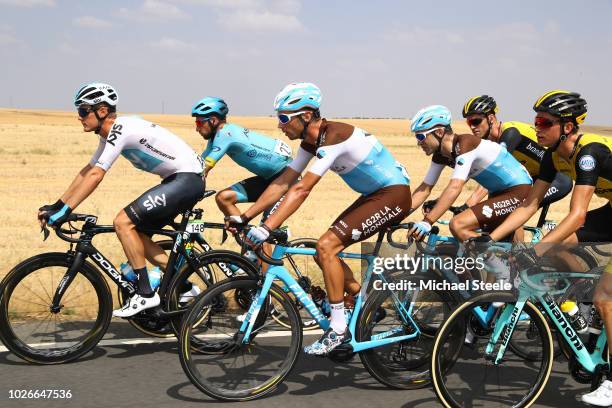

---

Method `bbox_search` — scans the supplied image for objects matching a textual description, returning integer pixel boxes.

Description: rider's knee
[316,235,341,261]
[594,286,612,313]
[215,189,235,207]
[113,211,133,234]
[449,217,467,240]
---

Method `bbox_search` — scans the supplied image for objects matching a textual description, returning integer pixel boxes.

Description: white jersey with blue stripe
[289,126,409,196]
[423,134,532,193]
[89,116,204,178]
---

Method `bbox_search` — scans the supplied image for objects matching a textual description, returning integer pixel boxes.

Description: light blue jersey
[289,127,409,196]
[202,124,292,179]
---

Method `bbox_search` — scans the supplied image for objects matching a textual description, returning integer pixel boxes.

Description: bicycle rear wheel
[0,253,112,364]
[179,277,302,401]
[358,278,457,389]
[431,292,553,408]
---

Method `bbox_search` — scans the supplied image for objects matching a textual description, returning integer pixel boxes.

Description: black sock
[134,267,154,298]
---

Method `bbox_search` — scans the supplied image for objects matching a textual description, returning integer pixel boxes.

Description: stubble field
[1,108,609,288]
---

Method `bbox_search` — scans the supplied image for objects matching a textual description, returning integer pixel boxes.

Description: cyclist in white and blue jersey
[192,97,293,223]
[408,105,533,242]
[38,83,205,317]
[234,83,411,356]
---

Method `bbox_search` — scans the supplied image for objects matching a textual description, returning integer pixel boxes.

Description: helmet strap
[298,114,310,140]
[434,129,445,154]
[550,123,568,152]
[482,116,494,140]
[93,108,109,135]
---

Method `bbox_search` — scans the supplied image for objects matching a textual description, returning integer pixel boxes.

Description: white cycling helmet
[274,82,321,112]
[74,82,118,107]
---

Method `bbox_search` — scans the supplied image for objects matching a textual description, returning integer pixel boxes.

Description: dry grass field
[1,108,610,291]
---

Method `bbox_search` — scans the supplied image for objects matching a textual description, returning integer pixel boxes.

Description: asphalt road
[0,322,594,408]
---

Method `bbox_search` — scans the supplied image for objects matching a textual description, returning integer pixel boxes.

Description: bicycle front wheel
[0,253,112,364]
[431,292,554,408]
[179,277,302,401]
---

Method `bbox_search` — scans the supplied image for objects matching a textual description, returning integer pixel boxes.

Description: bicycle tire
[431,292,554,408]
[0,252,112,364]
[167,250,259,336]
[179,277,302,401]
[358,275,458,389]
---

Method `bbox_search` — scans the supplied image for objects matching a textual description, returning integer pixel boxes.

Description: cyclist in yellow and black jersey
[486,91,612,406]
[462,95,573,208]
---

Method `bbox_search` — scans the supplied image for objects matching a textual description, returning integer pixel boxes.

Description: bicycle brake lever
[221,229,228,244]
[41,225,50,241]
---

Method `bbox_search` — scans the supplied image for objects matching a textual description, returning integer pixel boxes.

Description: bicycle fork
[50,251,85,313]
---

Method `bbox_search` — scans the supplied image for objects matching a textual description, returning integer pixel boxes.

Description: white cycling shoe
[113,293,160,318]
[582,380,612,406]
[179,284,201,304]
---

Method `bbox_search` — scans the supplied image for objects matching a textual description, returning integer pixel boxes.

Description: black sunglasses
[467,117,484,127]
[78,106,94,118]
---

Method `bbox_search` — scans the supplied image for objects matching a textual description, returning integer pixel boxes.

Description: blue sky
[1,0,612,124]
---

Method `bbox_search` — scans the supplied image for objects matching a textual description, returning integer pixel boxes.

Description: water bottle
[311,285,330,317]
[120,262,161,291]
[560,301,588,334]
[120,262,137,283]
[244,250,259,264]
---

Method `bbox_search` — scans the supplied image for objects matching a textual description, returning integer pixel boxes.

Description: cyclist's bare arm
[263,172,320,229]
[540,184,595,244]
[62,166,106,209]
[243,167,301,220]
[466,184,488,207]
[410,181,433,211]
[204,165,212,178]
[424,178,465,224]
[59,164,94,202]
[490,179,548,241]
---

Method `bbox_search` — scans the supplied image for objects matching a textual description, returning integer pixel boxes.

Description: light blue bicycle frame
[238,244,422,352]
[485,269,607,372]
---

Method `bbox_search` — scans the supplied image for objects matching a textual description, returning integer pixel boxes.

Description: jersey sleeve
[574,143,605,186]
[92,121,127,171]
[202,131,231,168]
[499,127,522,153]
[287,143,315,173]
[308,144,343,177]
[89,137,106,167]
[450,150,478,181]
[423,161,445,186]
[537,150,557,183]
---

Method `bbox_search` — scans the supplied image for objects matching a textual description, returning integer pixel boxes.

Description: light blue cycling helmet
[274,82,322,112]
[191,97,229,118]
[410,105,452,133]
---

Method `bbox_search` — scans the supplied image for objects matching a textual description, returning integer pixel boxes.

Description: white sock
[330,302,346,334]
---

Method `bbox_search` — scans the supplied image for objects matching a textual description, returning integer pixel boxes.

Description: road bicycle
[177,224,458,401]
[430,249,609,407]
[0,192,261,364]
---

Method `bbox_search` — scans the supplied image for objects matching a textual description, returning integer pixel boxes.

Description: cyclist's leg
[448,208,479,241]
[115,172,205,315]
[467,184,531,241]
[141,232,169,269]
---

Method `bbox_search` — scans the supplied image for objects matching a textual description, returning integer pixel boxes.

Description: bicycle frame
[239,244,422,352]
[50,210,205,316]
[486,270,606,373]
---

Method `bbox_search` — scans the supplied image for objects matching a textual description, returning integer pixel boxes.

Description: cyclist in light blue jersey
[234,83,411,356]
[192,97,293,223]
[408,105,532,242]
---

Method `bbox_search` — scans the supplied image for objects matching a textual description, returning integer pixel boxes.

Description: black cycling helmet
[533,90,587,125]
[462,95,498,118]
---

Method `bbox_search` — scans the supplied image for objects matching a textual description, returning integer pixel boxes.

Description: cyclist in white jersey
[230,83,411,355]
[408,105,532,241]
[38,83,205,317]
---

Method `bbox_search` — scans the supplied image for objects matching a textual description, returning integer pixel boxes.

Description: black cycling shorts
[539,172,573,208]
[125,172,205,230]
[576,203,612,242]
[229,168,287,222]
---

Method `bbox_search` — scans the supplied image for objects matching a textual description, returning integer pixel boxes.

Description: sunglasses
[467,117,484,127]
[534,117,559,130]
[415,127,440,142]
[77,106,94,118]
[277,111,307,125]
[195,117,211,126]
